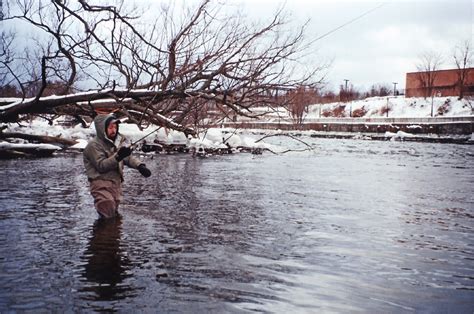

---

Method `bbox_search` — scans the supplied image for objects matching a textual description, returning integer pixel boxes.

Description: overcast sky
[6,0,472,93]
[232,0,472,92]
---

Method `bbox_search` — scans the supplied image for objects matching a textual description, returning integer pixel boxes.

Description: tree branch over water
[0,0,326,134]
[255,133,315,154]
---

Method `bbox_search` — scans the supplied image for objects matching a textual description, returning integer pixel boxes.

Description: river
[0,137,473,312]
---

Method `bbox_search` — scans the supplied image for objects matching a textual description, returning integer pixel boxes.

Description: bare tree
[416,51,443,116]
[0,0,326,135]
[416,51,443,99]
[367,83,391,97]
[317,89,337,104]
[453,40,473,99]
[338,83,360,102]
[285,85,316,125]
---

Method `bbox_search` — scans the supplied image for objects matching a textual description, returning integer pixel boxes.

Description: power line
[313,2,387,42]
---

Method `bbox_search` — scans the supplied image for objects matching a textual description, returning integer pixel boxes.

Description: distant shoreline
[216,116,474,144]
[219,116,474,137]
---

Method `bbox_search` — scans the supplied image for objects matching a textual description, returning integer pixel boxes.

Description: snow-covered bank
[1,96,473,158]
[235,96,473,122]
[0,142,61,158]
[312,96,472,118]
[1,119,281,157]
[1,122,472,159]
[224,128,474,145]
[0,142,61,151]
[2,119,274,150]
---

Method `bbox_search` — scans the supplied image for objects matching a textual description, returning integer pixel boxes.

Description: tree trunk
[0,132,77,147]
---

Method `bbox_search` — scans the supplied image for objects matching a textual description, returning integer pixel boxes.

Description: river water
[0,137,473,312]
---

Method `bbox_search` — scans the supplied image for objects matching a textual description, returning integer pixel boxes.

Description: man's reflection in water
[81,217,132,301]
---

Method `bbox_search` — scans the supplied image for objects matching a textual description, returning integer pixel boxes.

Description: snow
[384,131,414,139]
[70,139,88,150]
[0,96,472,154]
[236,96,473,122]
[0,141,61,151]
[186,128,275,151]
[317,96,472,118]
[1,117,282,153]
[0,90,109,110]
[6,119,95,141]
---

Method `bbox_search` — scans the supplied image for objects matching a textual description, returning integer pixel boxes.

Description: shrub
[332,105,346,117]
[352,106,368,117]
[437,99,451,116]
[322,109,333,117]
[379,105,390,116]
[322,105,346,117]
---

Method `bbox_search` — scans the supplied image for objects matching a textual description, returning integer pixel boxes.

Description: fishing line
[313,2,387,42]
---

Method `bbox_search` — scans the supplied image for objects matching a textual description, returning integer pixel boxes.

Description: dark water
[0,138,473,312]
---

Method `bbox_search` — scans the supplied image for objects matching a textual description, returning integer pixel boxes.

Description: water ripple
[0,140,473,312]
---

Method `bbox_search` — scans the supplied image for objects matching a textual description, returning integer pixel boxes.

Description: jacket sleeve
[84,141,119,173]
[124,154,143,169]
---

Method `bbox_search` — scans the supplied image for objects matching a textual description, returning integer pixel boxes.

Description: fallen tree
[0,131,77,147]
[0,142,61,158]
[0,0,326,135]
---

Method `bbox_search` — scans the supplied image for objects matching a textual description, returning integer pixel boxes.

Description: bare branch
[1,0,327,136]
[453,40,473,99]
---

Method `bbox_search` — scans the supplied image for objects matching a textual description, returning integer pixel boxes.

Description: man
[83,114,151,218]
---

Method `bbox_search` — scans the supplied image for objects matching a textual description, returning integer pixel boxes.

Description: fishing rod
[129,126,163,148]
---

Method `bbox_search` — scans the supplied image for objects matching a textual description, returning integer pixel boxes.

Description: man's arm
[124,153,143,169]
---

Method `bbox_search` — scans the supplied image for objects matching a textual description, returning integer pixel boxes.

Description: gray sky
[6,0,472,93]
[234,0,473,92]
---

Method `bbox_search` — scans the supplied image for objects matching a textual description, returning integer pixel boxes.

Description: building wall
[405,68,474,97]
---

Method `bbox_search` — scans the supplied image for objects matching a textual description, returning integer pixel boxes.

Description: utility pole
[392,82,398,96]
[343,79,349,103]
[343,79,351,117]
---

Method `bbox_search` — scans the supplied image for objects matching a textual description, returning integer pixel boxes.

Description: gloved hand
[115,146,132,161]
[137,164,151,178]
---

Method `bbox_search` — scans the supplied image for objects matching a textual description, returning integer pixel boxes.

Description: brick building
[405,68,474,97]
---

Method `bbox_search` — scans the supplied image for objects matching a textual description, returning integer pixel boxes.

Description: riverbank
[243,129,474,145]
[1,118,473,159]
[1,96,473,158]
[222,116,474,134]
[218,116,474,145]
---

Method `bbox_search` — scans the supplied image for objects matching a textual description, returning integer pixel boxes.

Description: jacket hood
[93,114,118,144]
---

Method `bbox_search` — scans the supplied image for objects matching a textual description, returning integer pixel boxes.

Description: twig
[278,148,314,154]
[223,127,240,143]
[255,133,315,152]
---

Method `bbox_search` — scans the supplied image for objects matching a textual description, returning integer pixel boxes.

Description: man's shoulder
[85,137,99,147]
[84,137,103,152]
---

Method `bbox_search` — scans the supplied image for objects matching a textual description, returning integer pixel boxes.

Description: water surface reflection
[81,217,135,303]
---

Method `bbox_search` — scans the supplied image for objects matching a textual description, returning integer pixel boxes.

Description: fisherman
[83,114,152,219]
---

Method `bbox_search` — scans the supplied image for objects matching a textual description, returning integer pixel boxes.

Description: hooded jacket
[83,114,142,183]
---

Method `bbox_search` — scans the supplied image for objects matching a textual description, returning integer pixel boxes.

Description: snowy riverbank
[0,96,473,157]
[234,96,473,122]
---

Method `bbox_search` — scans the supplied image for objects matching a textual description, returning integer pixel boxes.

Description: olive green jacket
[83,114,142,183]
